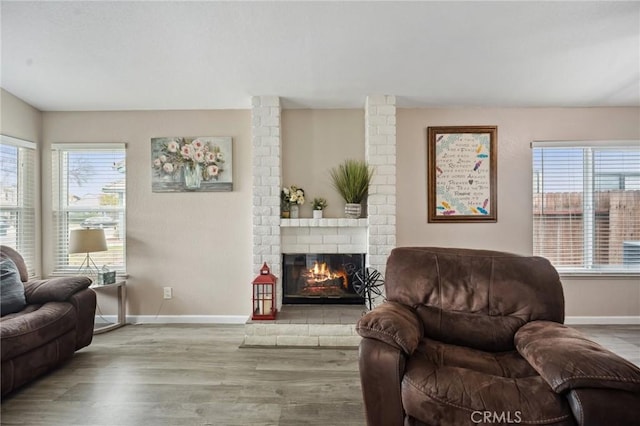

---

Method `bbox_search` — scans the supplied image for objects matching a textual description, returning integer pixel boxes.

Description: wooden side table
[91,280,127,334]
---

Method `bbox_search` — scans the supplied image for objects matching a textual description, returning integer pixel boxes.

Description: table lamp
[69,229,107,275]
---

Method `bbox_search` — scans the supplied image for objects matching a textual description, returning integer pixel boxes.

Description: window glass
[52,144,126,274]
[0,136,37,276]
[533,143,640,273]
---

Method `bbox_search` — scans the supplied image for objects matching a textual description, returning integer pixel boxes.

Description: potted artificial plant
[329,159,374,218]
[312,197,328,219]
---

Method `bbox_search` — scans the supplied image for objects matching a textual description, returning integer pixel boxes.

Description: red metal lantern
[252,262,277,320]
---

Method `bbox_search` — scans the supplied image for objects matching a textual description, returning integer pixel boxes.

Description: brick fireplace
[247,95,396,346]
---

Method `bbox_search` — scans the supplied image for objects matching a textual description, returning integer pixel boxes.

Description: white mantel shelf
[280,218,368,228]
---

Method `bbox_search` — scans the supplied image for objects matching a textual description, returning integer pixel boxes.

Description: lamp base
[77,253,100,277]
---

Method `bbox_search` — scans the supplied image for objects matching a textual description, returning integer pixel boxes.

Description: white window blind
[0,135,37,277]
[52,143,126,274]
[532,140,640,274]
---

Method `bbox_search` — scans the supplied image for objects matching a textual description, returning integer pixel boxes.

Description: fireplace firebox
[282,253,365,305]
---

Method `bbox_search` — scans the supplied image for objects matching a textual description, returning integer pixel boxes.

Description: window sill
[47,272,129,279]
[559,271,639,279]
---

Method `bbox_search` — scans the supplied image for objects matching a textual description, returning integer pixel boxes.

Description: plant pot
[345,203,362,218]
[313,210,323,219]
[290,205,299,219]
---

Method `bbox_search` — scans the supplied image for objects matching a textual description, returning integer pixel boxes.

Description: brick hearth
[243,306,363,347]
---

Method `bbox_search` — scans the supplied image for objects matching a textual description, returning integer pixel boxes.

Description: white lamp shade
[69,229,108,254]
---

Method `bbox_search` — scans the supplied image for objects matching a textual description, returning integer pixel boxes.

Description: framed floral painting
[151,136,233,192]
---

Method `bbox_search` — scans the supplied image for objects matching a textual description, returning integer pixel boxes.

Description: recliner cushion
[1,257,26,316]
[415,305,526,352]
[0,301,77,360]
[402,338,575,426]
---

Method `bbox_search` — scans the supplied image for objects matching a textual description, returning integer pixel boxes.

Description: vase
[290,204,299,219]
[183,163,202,189]
[313,210,323,219]
[281,203,290,218]
[345,203,362,218]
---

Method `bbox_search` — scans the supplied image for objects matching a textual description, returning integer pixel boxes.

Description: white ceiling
[1,1,639,111]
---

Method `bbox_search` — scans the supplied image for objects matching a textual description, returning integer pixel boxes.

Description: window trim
[531,140,639,149]
[51,142,127,275]
[532,140,640,277]
[1,135,37,150]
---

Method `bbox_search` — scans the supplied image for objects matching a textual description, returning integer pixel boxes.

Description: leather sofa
[1,245,97,396]
[356,247,640,426]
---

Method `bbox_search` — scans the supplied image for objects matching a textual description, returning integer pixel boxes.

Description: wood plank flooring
[1,324,638,426]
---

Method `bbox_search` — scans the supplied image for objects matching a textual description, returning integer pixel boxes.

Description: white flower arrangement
[281,185,305,206]
[153,137,224,181]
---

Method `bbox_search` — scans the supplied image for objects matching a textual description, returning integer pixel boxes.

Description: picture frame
[151,136,233,192]
[427,126,497,223]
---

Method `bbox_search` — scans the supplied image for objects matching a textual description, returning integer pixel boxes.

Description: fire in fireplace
[282,253,365,304]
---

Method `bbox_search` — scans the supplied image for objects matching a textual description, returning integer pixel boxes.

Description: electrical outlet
[163,287,172,299]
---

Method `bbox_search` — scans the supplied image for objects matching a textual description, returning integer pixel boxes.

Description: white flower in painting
[181,144,193,159]
[163,163,174,173]
[153,158,162,167]
[167,141,179,153]
[216,152,224,160]
[206,152,216,163]
[193,150,205,163]
[192,139,204,150]
[159,155,167,163]
[207,165,219,177]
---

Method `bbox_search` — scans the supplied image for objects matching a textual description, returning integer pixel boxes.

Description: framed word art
[427,126,497,223]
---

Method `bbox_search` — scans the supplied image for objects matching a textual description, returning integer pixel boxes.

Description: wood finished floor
[1,324,638,426]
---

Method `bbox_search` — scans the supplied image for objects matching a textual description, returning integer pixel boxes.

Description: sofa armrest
[24,276,92,304]
[69,288,97,350]
[515,321,640,394]
[567,388,640,426]
[356,301,423,355]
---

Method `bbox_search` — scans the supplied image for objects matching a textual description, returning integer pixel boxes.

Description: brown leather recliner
[356,247,640,426]
[1,245,97,396]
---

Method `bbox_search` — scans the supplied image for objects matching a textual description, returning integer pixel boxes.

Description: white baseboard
[95,315,248,324]
[95,315,640,326]
[565,316,640,325]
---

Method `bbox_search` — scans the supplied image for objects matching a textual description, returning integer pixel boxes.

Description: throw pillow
[1,257,26,316]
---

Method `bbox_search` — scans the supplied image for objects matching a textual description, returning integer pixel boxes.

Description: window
[532,140,640,274]
[0,135,37,277]
[52,143,126,274]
